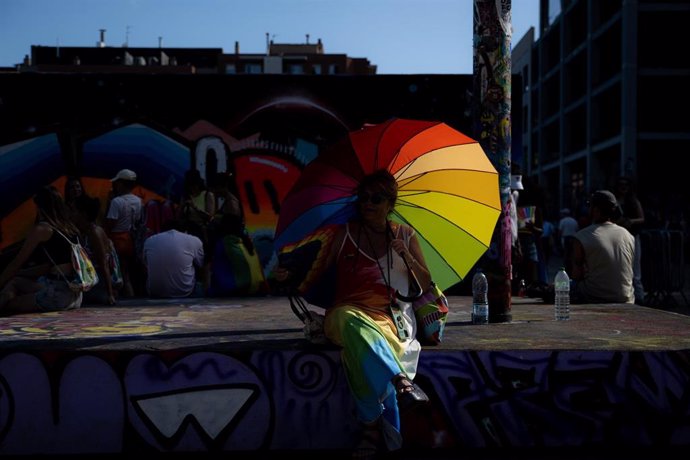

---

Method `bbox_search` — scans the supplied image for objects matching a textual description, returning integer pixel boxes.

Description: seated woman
[207,214,267,296]
[274,169,432,459]
[73,195,121,306]
[0,186,83,314]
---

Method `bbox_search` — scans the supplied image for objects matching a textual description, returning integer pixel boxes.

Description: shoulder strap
[42,246,71,285]
[337,222,353,260]
[42,222,85,282]
[45,223,76,246]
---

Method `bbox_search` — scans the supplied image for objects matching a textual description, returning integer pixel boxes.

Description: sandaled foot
[352,420,383,460]
[393,373,429,413]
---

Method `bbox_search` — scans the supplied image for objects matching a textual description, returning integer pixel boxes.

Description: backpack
[43,225,99,292]
[106,239,124,288]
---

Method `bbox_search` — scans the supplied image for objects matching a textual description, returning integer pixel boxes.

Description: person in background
[508,173,523,294]
[0,186,83,314]
[557,208,579,273]
[209,171,243,224]
[274,169,431,460]
[104,169,142,298]
[63,176,85,211]
[73,195,119,306]
[207,213,267,297]
[180,169,215,289]
[207,171,245,267]
[540,217,556,272]
[614,176,645,304]
[566,190,635,304]
[515,175,545,289]
[180,169,216,244]
[143,219,204,298]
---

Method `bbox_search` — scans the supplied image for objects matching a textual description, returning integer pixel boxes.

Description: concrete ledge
[1,297,689,455]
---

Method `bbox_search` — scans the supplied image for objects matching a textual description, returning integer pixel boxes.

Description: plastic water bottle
[518,279,527,297]
[471,269,489,324]
[554,267,570,321]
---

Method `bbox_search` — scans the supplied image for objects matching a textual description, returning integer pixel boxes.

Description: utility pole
[473,0,513,323]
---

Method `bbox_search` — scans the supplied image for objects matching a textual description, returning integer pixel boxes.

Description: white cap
[111,169,137,182]
[510,174,524,190]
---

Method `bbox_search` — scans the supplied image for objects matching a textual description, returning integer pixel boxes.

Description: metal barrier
[639,229,688,307]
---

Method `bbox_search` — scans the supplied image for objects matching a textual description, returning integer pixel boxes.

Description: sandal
[352,419,383,460]
[393,373,429,413]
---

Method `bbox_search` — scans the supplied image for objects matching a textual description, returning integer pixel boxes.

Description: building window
[312,64,322,75]
[328,64,338,74]
[244,63,262,74]
[225,64,237,74]
[289,64,304,74]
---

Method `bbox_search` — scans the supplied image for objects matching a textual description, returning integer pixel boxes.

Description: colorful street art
[1,298,690,454]
[0,73,475,282]
[0,134,66,251]
[0,345,688,453]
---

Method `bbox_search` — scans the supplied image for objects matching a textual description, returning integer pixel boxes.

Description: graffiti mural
[0,73,475,282]
[1,346,689,454]
[1,298,689,454]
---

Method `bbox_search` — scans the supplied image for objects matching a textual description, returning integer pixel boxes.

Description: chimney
[235,41,239,54]
[97,29,106,48]
[306,34,310,44]
[158,36,163,48]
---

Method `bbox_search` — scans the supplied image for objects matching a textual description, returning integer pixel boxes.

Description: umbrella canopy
[274,118,501,304]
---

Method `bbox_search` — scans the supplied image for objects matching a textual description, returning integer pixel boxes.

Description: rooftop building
[10,30,376,76]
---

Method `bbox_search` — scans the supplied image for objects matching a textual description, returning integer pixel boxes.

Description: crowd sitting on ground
[1,167,686,315]
[539,189,636,304]
[509,171,652,305]
[0,168,268,315]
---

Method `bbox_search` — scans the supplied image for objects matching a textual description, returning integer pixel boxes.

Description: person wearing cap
[104,169,143,297]
[566,190,635,304]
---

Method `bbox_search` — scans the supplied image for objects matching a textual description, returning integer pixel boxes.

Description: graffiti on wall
[2,73,474,280]
[1,346,688,454]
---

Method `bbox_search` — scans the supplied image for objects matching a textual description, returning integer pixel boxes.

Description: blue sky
[0,0,539,74]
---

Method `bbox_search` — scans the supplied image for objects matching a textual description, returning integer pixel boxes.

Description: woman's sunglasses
[357,191,387,205]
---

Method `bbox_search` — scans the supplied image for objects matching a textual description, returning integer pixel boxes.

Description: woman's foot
[393,373,429,413]
[353,419,382,460]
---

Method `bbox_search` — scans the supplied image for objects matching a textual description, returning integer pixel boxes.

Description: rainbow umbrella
[274,118,500,307]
